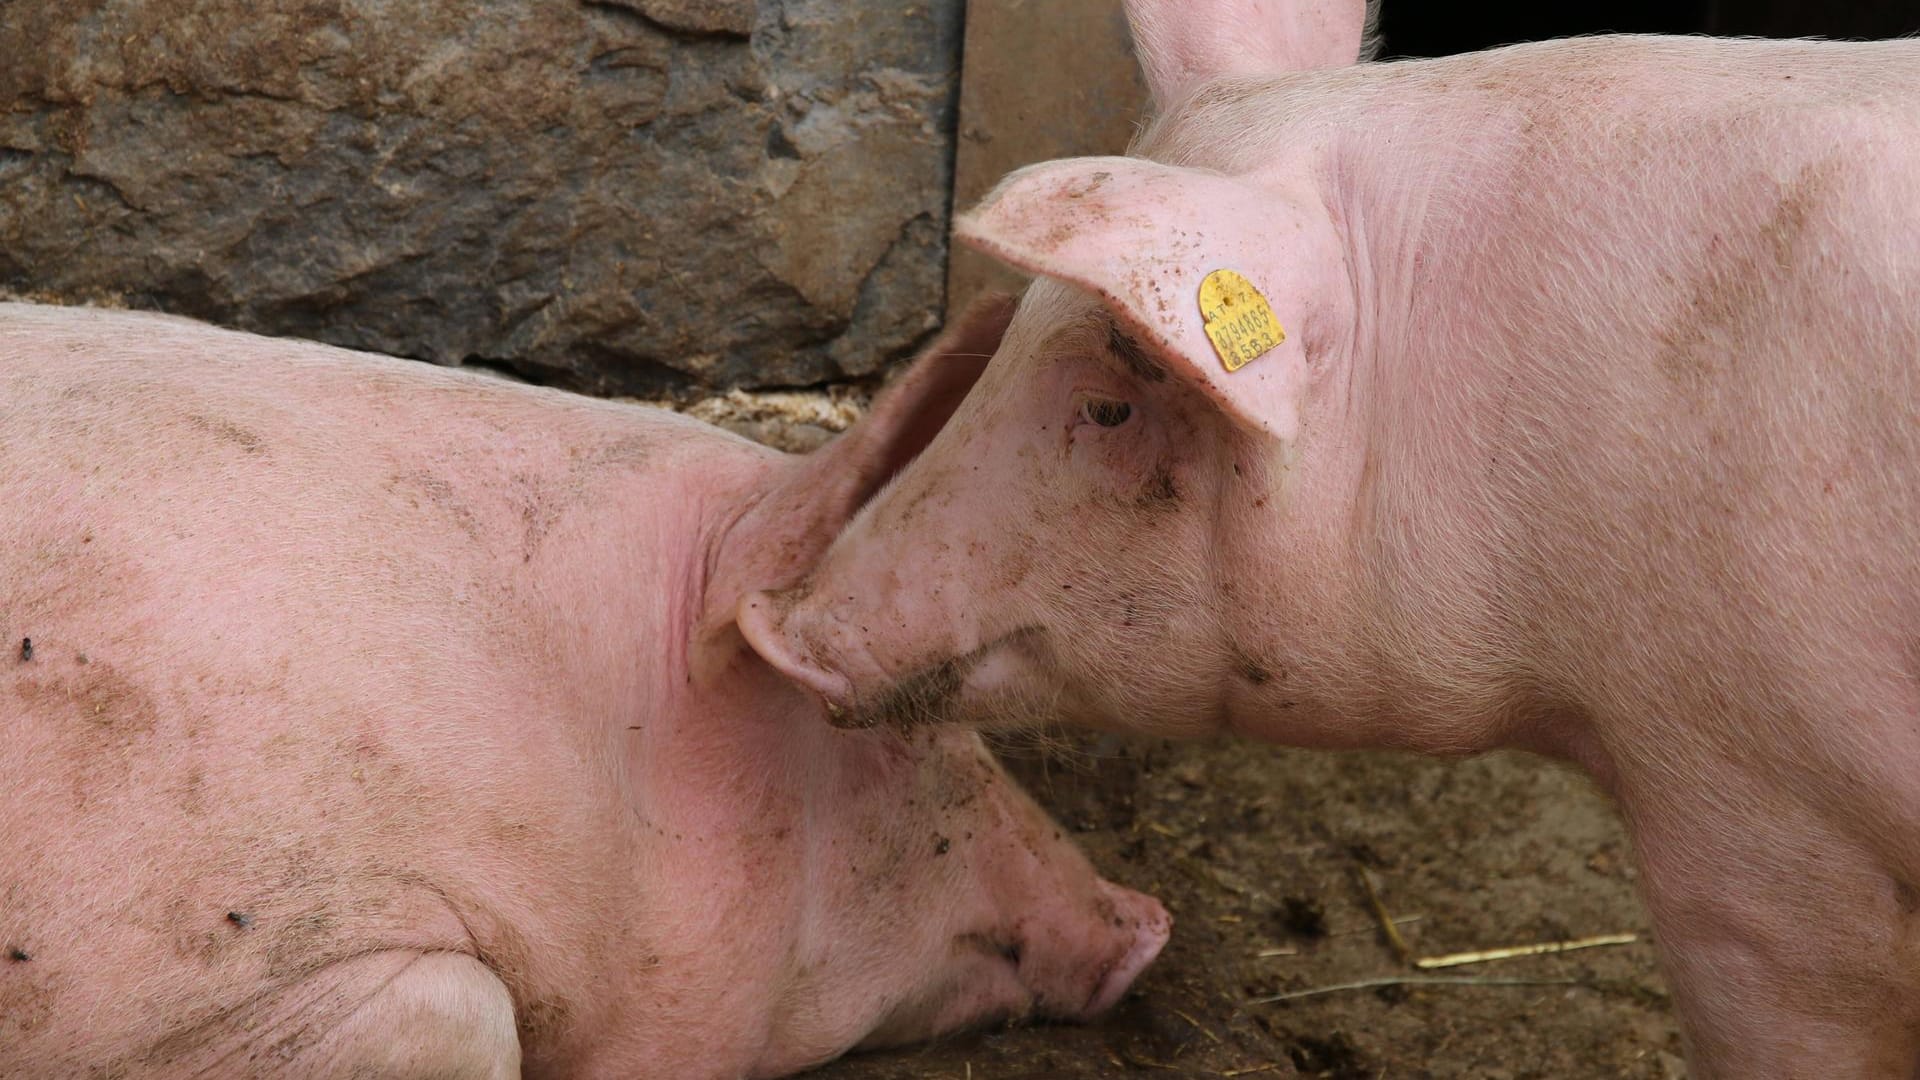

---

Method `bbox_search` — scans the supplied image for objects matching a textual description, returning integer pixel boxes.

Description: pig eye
[1080,398,1132,428]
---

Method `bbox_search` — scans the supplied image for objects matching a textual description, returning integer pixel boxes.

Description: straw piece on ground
[1118,1047,1180,1070]
[1249,975,1580,1004]
[1356,866,1414,963]
[1414,933,1639,970]
[1328,914,1422,939]
[1173,1008,1223,1044]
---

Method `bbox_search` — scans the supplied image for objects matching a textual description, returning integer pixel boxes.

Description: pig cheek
[852,949,1030,1052]
[768,744,994,1063]
[1043,524,1227,732]
[1065,420,1161,509]
[849,845,1030,1044]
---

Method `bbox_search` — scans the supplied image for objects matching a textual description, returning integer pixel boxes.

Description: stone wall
[10,1,1910,397]
[0,0,963,394]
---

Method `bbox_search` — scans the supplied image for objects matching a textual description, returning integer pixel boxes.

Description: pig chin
[737,593,1055,731]
[828,628,1058,732]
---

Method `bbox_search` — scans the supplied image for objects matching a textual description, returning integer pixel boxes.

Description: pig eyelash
[1078,398,1133,429]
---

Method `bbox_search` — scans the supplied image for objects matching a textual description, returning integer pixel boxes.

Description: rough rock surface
[0,0,962,394]
[945,0,1146,322]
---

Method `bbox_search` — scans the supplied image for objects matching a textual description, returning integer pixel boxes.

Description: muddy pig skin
[0,301,1167,1079]
[740,3,1920,1077]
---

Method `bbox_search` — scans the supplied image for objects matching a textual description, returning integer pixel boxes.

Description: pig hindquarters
[0,302,1167,1079]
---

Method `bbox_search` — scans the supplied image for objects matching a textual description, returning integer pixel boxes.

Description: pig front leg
[138,951,520,1078]
[1621,776,1920,1078]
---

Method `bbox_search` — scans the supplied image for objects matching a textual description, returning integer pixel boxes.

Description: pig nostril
[999,940,1022,969]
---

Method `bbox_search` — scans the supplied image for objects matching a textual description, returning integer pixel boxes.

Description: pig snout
[865,875,1170,1054]
[824,729,1171,1061]
[1067,879,1172,1016]
[738,586,859,716]
[968,748,1173,1020]
[976,879,1171,1022]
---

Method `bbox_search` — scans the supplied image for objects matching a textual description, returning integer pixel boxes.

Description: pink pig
[0,301,1166,1079]
[741,4,1920,1076]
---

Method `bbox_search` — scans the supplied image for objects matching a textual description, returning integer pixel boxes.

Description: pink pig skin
[740,8,1920,1078]
[0,300,1166,1079]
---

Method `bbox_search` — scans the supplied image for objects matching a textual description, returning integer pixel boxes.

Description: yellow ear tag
[1198,268,1286,373]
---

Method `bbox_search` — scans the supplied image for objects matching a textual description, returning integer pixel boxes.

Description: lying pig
[0,300,1167,1079]
[739,4,1920,1077]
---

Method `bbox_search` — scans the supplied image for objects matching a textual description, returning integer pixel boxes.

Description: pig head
[738,0,1379,746]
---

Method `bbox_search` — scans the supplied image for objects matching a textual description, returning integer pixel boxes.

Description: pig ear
[784,291,1015,549]
[1126,0,1372,110]
[955,156,1342,441]
[701,297,1013,658]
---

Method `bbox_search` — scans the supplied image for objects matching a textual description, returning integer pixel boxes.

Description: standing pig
[739,4,1920,1077]
[0,300,1167,1079]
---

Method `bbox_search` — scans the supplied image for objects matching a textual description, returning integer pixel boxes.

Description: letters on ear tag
[1198,269,1286,372]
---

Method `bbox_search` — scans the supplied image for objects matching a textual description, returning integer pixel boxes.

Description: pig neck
[565,442,830,1075]
[1227,105,1618,780]
[687,448,844,690]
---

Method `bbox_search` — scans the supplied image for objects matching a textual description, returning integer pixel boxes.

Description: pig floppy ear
[1126,0,1373,110]
[778,291,1015,562]
[814,290,1014,520]
[955,156,1345,441]
[699,296,1012,665]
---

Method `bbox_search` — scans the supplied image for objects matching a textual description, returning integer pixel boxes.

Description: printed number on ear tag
[1198,269,1286,373]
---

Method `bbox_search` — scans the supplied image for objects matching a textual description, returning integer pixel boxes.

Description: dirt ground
[816,736,1684,1079]
[687,386,1686,1080]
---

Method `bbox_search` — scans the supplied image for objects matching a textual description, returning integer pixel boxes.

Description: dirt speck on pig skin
[1137,466,1180,508]
[1654,158,1832,399]
[0,946,56,1041]
[14,662,162,812]
[1232,646,1277,685]
[182,413,267,456]
[13,661,157,737]
[468,913,577,1051]
[840,654,966,731]
[19,637,31,662]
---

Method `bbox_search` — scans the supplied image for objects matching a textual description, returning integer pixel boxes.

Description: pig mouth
[827,626,1052,732]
